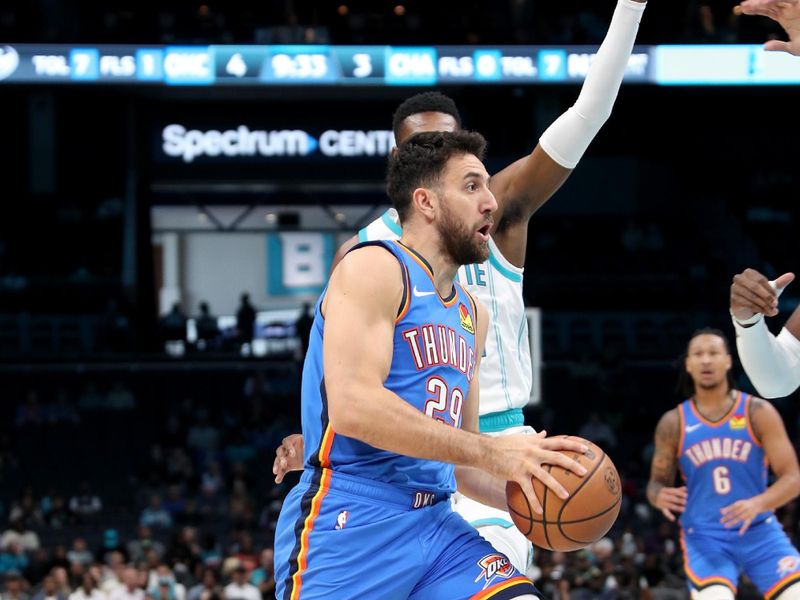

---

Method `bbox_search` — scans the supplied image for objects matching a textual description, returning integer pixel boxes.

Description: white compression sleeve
[538,0,646,169]
[734,317,800,398]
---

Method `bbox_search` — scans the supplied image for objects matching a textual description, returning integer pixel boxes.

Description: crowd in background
[1,367,797,600]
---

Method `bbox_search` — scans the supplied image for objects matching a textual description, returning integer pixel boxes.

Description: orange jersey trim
[290,467,333,600]
[396,242,458,308]
[317,424,335,468]
[744,395,764,448]
[395,260,412,323]
[765,570,800,599]
[680,531,737,593]
[677,404,686,459]
[469,576,534,599]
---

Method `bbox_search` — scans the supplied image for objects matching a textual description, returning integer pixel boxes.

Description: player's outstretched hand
[273,433,305,484]
[485,431,589,515]
[720,496,765,535]
[653,485,687,521]
[730,268,794,321]
[734,0,800,55]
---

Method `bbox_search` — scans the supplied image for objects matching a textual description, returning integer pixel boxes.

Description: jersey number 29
[424,377,463,426]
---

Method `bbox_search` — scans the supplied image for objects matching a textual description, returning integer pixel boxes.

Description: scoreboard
[1,43,798,86]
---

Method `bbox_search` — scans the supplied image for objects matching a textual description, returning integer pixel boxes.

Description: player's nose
[482,188,498,215]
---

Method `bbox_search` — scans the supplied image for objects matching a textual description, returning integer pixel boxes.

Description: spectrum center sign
[161,124,395,163]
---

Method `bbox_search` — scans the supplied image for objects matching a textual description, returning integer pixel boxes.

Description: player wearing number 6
[647,329,800,600]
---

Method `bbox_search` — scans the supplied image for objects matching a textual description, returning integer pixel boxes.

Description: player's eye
[466,182,476,192]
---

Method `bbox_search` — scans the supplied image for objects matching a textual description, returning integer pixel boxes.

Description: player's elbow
[785,472,800,503]
[326,382,368,439]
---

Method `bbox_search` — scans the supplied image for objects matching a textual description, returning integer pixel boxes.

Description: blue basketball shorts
[681,517,800,598]
[274,468,541,599]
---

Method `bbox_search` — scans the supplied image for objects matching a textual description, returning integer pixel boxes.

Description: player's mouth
[476,221,493,242]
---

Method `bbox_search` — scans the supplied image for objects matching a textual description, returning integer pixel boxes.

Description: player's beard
[437,197,490,266]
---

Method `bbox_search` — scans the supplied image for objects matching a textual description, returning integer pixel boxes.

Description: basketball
[506,436,622,552]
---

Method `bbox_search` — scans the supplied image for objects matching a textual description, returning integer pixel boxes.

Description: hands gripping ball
[506,437,621,551]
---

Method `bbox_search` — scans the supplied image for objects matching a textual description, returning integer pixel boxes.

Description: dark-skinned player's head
[677,328,736,398]
[391,92,462,146]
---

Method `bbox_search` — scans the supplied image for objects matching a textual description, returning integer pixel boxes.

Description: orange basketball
[506,436,622,552]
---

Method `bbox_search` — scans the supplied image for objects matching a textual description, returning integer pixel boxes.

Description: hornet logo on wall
[0,46,20,81]
[162,124,395,163]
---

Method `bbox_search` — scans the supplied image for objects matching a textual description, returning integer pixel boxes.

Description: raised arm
[647,409,687,522]
[490,0,647,267]
[721,398,800,534]
[731,268,800,398]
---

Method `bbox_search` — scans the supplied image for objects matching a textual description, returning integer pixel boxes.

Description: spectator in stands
[77,385,103,412]
[139,496,172,530]
[1,571,28,600]
[49,568,70,598]
[97,552,125,596]
[185,570,218,600]
[222,566,258,600]
[194,303,219,351]
[0,544,28,576]
[235,294,256,346]
[147,567,183,600]
[32,574,66,600]
[126,528,164,564]
[578,412,618,450]
[26,549,50,586]
[68,484,101,519]
[108,568,142,600]
[186,412,219,453]
[0,520,39,553]
[165,528,199,569]
[65,540,93,568]
[67,573,104,600]
[160,304,187,344]
[248,549,275,598]
[105,382,135,411]
[8,489,43,526]
[43,497,69,529]
[98,532,125,566]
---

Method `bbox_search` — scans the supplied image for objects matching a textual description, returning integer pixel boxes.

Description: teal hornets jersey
[300,240,479,495]
[677,391,771,531]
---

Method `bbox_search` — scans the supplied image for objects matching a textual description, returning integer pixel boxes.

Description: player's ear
[412,187,436,221]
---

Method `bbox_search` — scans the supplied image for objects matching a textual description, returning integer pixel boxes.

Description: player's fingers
[739,518,753,535]
[765,40,793,52]
[775,272,795,291]
[532,467,570,500]
[661,508,676,522]
[519,479,543,514]
[540,450,588,476]
[731,287,776,316]
[540,438,589,455]
[736,272,777,303]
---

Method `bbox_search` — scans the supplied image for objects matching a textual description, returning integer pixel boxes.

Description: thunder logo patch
[459,303,474,334]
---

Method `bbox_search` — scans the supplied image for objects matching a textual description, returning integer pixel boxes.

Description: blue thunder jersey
[677,391,771,531]
[300,240,479,495]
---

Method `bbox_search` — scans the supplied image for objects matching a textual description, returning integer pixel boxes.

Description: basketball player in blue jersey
[273,131,589,600]
[647,329,800,600]
[275,0,648,572]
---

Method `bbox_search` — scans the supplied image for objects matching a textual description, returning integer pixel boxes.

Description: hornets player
[275,0,648,572]
[647,329,800,600]
[273,131,589,599]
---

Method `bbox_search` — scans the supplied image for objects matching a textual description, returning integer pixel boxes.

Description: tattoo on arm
[647,410,680,505]
[748,397,765,443]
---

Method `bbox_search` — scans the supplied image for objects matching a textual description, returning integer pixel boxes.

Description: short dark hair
[386,130,487,223]
[676,327,736,398]
[391,92,462,138]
